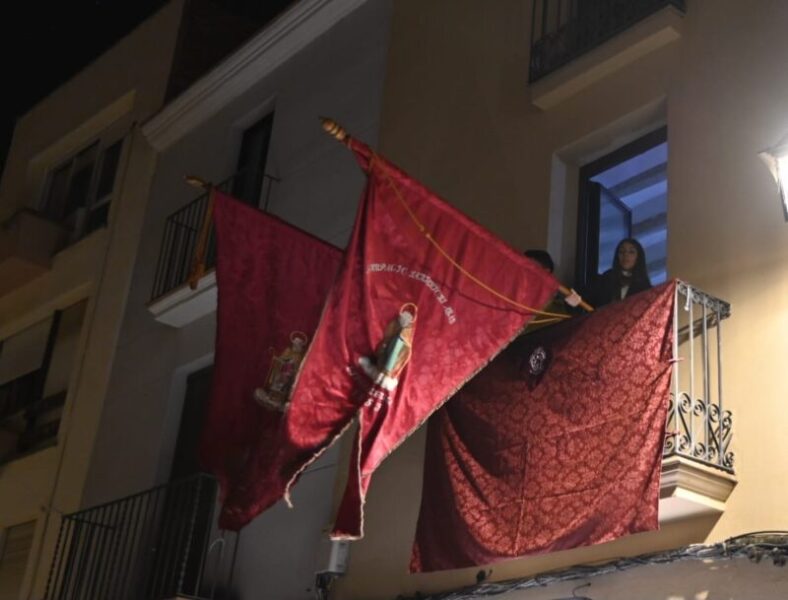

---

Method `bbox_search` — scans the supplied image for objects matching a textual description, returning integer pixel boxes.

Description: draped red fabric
[410,281,676,572]
[199,192,341,531]
[283,140,559,539]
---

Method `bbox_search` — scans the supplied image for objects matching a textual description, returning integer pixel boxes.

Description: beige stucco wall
[0,2,185,598]
[334,1,788,598]
[0,0,184,222]
[81,3,393,597]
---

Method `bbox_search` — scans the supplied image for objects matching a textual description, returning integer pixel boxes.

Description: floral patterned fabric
[284,139,559,539]
[411,281,675,571]
[200,192,342,530]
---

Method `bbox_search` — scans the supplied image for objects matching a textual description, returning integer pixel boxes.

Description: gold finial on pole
[320,117,350,144]
[184,175,211,190]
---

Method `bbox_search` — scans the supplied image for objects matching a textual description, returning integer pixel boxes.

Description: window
[0,521,35,600]
[575,127,668,289]
[0,318,51,387]
[0,301,86,463]
[88,139,123,232]
[231,113,273,206]
[41,137,124,238]
[170,366,213,482]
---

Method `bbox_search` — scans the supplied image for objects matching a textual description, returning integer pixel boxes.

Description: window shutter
[0,521,36,600]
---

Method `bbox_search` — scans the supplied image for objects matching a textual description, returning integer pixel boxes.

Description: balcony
[147,170,278,328]
[660,281,736,521]
[45,474,238,600]
[529,0,685,109]
[0,209,69,296]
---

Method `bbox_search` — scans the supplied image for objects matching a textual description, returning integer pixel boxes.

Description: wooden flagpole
[186,175,215,290]
[319,117,593,313]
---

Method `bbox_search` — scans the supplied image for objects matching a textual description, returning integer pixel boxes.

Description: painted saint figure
[254,331,308,411]
[358,303,417,392]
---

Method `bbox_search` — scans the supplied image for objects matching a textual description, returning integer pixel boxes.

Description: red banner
[283,140,559,539]
[199,192,342,530]
[410,282,676,572]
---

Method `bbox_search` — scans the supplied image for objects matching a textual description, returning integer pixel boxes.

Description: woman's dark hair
[524,249,554,273]
[612,238,651,286]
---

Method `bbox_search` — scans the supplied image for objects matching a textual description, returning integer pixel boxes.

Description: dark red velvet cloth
[411,282,676,572]
[282,140,558,539]
[199,192,341,531]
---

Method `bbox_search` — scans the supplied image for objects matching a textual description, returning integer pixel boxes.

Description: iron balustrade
[150,169,278,301]
[45,474,239,600]
[664,281,733,472]
[529,0,686,82]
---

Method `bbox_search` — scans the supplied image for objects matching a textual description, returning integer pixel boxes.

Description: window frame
[574,126,667,290]
[39,135,125,236]
[231,111,274,207]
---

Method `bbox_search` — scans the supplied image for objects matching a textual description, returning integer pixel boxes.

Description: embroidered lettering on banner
[366,263,457,324]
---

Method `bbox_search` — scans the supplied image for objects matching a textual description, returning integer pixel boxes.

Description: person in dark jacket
[523,249,582,328]
[586,238,652,308]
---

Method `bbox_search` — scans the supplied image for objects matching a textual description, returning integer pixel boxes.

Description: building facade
[333,0,788,598]
[10,0,788,599]
[75,1,391,598]
[0,1,295,598]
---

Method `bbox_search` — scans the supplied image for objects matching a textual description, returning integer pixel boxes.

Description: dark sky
[0,1,167,173]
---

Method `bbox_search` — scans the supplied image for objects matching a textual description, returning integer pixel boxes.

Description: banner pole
[320,117,351,144]
[558,285,594,312]
[186,175,215,290]
[319,117,593,313]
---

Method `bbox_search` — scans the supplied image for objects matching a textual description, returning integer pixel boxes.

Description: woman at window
[587,238,652,308]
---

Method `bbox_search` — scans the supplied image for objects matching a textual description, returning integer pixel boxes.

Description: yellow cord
[528,317,564,326]
[370,155,570,321]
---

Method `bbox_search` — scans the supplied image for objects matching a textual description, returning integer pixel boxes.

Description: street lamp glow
[759,145,788,220]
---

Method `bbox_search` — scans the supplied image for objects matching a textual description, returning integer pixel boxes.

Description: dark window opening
[576,127,667,290]
[143,365,215,598]
[231,112,273,206]
[96,140,122,199]
[86,140,123,233]
[44,163,71,221]
[63,143,98,221]
[170,365,213,482]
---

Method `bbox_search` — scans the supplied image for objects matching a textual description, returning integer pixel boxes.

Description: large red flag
[199,192,341,530]
[410,282,676,572]
[282,139,559,539]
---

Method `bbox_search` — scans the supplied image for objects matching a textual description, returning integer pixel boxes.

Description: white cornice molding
[147,270,217,328]
[142,0,368,151]
[660,455,737,502]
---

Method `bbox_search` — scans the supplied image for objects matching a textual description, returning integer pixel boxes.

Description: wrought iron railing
[45,474,239,600]
[150,169,278,301]
[664,281,733,473]
[529,0,686,82]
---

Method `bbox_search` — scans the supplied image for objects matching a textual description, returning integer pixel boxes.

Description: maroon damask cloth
[199,192,341,531]
[284,139,558,540]
[410,281,676,572]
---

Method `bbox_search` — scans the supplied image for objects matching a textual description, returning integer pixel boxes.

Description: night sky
[0,1,167,174]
